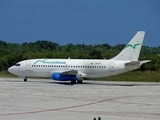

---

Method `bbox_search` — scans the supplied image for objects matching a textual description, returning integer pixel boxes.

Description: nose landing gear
[24,77,27,82]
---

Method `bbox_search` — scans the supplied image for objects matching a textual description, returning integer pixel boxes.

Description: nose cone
[8,66,13,73]
[8,66,17,75]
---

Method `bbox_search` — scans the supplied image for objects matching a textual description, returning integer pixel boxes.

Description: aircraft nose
[8,66,16,74]
[8,67,13,73]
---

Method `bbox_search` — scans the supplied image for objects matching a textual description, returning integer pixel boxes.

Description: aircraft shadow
[5,79,133,86]
[4,78,160,86]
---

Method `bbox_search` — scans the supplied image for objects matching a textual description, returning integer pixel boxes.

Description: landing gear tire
[77,80,83,84]
[71,80,76,84]
[77,77,84,84]
[24,77,27,82]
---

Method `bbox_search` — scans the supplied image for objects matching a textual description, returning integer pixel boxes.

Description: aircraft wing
[52,70,87,78]
[60,70,78,75]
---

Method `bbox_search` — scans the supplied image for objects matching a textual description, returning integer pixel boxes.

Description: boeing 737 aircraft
[8,31,150,84]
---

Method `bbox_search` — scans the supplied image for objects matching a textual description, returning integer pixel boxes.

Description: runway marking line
[0,96,131,116]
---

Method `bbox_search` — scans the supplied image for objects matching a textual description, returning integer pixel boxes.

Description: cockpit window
[15,63,21,66]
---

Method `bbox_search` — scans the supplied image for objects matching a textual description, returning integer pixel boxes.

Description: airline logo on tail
[124,43,141,49]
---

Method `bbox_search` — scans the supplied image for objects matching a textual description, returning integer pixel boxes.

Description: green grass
[96,70,160,82]
[0,70,160,82]
[0,71,17,77]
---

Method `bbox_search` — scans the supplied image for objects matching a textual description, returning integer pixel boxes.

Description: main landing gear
[77,77,84,84]
[24,77,27,82]
[71,80,77,84]
[77,80,83,84]
[71,78,84,84]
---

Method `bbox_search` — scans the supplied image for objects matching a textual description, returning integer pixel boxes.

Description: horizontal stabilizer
[125,61,141,66]
[125,60,151,67]
[140,60,151,66]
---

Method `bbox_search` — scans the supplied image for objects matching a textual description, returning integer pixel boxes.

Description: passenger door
[109,62,114,72]
[25,61,31,71]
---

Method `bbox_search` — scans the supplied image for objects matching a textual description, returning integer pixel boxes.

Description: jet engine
[51,73,77,81]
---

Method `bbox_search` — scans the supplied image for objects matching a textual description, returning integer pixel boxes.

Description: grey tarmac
[0,78,160,120]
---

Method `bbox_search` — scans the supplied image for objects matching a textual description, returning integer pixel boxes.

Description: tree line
[0,40,160,71]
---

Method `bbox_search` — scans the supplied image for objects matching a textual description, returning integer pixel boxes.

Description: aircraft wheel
[98,117,101,120]
[93,118,96,120]
[71,80,76,84]
[77,80,83,84]
[24,77,27,82]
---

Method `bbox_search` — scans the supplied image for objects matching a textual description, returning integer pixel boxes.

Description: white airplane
[8,31,150,83]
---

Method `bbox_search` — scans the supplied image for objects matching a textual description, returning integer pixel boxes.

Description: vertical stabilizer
[111,31,145,61]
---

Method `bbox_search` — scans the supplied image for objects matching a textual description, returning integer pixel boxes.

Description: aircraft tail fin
[111,31,145,61]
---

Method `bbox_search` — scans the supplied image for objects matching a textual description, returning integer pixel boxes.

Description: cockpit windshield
[14,63,21,66]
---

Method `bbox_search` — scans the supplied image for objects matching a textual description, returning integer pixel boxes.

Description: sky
[0,0,160,47]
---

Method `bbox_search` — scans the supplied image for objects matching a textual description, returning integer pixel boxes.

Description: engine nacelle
[51,73,77,81]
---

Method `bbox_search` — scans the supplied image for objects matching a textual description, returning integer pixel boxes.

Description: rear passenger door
[109,62,114,72]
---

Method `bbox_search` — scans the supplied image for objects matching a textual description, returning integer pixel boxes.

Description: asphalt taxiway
[0,78,160,120]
